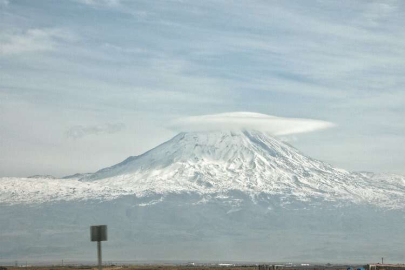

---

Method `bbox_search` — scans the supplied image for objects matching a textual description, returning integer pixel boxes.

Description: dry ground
[1,266,257,270]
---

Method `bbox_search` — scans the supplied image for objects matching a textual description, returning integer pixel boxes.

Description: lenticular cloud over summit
[169,112,335,135]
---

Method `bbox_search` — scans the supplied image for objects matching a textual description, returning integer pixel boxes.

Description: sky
[0,0,404,177]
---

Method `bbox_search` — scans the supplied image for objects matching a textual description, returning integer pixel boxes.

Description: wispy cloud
[0,28,77,55]
[168,112,335,136]
[1,0,405,175]
[359,0,398,27]
[67,123,126,139]
[0,0,9,6]
[74,0,121,7]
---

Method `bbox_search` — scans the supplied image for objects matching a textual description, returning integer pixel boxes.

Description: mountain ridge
[2,130,405,261]
[1,130,405,208]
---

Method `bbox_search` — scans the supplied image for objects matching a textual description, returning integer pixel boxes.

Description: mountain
[2,130,404,208]
[62,172,92,179]
[81,130,405,209]
[1,130,405,263]
[27,175,57,179]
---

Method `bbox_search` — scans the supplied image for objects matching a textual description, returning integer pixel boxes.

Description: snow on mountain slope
[1,130,405,208]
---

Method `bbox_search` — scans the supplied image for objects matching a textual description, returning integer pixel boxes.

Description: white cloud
[75,0,121,7]
[360,0,398,27]
[67,123,126,139]
[168,112,335,136]
[0,28,77,55]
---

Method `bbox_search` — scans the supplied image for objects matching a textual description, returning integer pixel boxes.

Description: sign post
[90,225,107,270]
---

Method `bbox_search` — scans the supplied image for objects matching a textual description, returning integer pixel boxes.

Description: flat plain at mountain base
[0,266,353,270]
[1,266,258,270]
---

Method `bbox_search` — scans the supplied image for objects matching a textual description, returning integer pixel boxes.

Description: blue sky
[1,0,404,177]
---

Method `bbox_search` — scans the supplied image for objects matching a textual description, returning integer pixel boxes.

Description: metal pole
[97,241,102,270]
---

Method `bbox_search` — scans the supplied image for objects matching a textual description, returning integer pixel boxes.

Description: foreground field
[0,265,356,270]
[1,266,257,270]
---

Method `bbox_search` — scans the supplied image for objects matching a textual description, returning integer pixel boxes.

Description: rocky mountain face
[1,130,404,263]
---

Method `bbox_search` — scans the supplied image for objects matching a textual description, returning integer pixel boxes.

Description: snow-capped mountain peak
[1,130,405,208]
[85,130,342,181]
